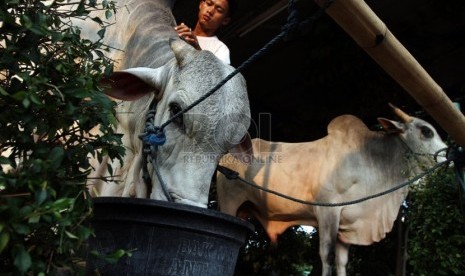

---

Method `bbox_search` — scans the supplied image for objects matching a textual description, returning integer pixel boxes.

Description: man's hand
[175,23,201,50]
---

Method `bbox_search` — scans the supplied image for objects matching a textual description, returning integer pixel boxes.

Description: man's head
[196,0,236,36]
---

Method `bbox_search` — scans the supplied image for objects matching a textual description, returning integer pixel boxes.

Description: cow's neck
[390,135,433,178]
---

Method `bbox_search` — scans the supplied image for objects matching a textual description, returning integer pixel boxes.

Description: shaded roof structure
[174,0,465,141]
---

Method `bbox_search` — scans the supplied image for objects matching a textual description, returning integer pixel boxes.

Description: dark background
[173,0,465,142]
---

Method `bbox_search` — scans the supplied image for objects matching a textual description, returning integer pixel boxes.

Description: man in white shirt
[175,0,236,64]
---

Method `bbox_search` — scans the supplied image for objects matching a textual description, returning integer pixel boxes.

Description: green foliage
[0,0,124,274]
[90,248,134,265]
[346,224,399,276]
[235,219,318,276]
[407,167,465,275]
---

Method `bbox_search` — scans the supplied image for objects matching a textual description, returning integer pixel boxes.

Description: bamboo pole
[314,0,465,148]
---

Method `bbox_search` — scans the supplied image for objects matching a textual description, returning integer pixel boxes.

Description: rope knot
[142,127,166,146]
[138,100,166,146]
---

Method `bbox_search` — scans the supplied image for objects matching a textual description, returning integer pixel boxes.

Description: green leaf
[0,156,11,165]
[51,31,63,42]
[91,16,103,25]
[65,230,78,240]
[0,232,10,254]
[12,224,30,235]
[105,10,112,20]
[0,86,8,96]
[111,249,126,259]
[19,206,33,217]
[20,15,33,29]
[35,189,47,205]
[29,93,43,105]
[13,245,32,273]
[97,28,106,39]
[53,198,74,210]
[78,226,92,240]
[28,214,40,224]
[49,147,64,170]
[11,90,27,101]
[22,97,30,108]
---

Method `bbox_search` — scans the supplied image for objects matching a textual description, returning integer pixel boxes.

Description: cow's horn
[170,38,192,67]
[389,103,413,123]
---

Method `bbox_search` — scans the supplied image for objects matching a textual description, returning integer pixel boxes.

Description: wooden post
[314,0,465,148]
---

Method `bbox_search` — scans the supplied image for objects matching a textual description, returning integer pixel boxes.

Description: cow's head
[378,104,447,166]
[102,39,250,207]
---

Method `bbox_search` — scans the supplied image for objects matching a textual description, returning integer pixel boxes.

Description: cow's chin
[149,191,207,208]
[170,193,207,208]
[173,198,207,208]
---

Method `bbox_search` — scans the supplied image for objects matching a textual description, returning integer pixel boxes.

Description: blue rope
[138,100,173,201]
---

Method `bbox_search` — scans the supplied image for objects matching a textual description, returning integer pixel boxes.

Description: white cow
[78,0,250,207]
[217,105,447,275]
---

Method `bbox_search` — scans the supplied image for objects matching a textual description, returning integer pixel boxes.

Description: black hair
[200,0,237,17]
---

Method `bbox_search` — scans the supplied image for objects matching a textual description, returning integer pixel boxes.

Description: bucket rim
[91,197,254,232]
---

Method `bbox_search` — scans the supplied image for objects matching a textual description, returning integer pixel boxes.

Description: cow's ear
[170,38,196,67]
[100,67,167,101]
[378,117,405,134]
[229,133,253,165]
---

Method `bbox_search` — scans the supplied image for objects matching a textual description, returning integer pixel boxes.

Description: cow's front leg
[335,239,350,276]
[319,240,335,276]
[317,208,341,276]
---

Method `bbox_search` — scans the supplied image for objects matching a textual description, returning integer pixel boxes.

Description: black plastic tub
[85,197,253,275]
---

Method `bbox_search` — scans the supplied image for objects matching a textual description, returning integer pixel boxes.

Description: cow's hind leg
[335,240,349,276]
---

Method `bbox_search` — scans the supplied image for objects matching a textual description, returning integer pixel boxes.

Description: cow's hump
[327,115,371,138]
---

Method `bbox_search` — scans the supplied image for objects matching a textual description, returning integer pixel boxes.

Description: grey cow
[77,0,251,207]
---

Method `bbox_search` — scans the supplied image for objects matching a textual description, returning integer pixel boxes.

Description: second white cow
[217,106,447,275]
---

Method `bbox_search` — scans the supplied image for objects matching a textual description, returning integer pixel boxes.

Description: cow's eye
[169,103,183,126]
[420,126,434,139]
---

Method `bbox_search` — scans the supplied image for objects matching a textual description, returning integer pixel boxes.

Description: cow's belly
[251,196,318,236]
[261,217,318,243]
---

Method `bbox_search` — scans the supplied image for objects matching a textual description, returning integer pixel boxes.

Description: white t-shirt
[197,36,230,65]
